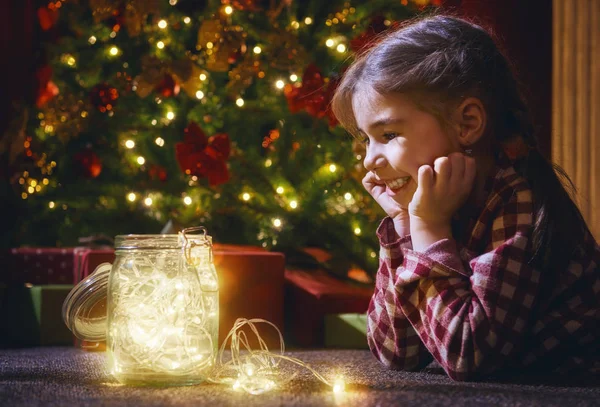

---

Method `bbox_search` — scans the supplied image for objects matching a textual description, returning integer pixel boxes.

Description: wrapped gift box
[214,248,285,348]
[73,247,115,282]
[0,284,74,347]
[284,248,373,347]
[324,313,369,349]
[0,248,75,285]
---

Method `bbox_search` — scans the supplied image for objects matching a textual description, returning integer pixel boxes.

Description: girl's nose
[363,145,387,172]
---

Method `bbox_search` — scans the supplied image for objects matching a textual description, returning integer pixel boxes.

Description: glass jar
[63,227,219,386]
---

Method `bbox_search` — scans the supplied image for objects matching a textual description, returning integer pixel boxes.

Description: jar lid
[62,263,111,342]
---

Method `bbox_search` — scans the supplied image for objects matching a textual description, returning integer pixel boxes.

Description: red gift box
[284,248,373,347]
[0,248,75,285]
[73,247,115,282]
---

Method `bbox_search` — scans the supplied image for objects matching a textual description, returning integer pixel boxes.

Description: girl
[332,15,599,381]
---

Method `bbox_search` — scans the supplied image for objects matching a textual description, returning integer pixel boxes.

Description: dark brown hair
[332,15,592,271]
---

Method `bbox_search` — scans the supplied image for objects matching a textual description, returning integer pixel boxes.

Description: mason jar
[63,227,219,386]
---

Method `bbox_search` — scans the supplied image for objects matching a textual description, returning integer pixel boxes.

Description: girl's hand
[363,171,413,236]
[408,152,476,229]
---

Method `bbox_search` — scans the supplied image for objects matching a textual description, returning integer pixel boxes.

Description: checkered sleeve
[366,217,433,370]
[395,188,537,381]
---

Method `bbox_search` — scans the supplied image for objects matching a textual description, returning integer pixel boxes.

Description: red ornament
[104,7,126,32]
[37,6,59,31]
[149,164,168,182]
[74,149,102,178]
[35,65,59,108]
[175,122,231,186]
[154,74,180,98]
[90,83,119,112]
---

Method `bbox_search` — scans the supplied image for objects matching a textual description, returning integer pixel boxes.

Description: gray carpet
[0,347,598,406]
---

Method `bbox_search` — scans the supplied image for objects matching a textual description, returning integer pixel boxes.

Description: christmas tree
[6,0,439,279]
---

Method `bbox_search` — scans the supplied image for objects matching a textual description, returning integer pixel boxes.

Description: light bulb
[289,74,298,81]
[304,17,313,25]
[224,5,233,14]
[236,98,244,107]
[344,192,352,200]
[49,201,55,208]
[354,227,361,235]
[199,73,207,81]
[89,36,97,44]
[326,39,335,48]
[332,377,345,393]
[196,90,205,99]
[183,16,191,24]
[158,20,167,29]
[253,46,262,54]
[137,156,145,165]
[273,218,282,228]
[166,111,175,120]
[336,44,346,53]
[157,41,165,49]
[276,186,284,194]
[125,140,135,149]
[275,80,285,89]
[242,193,251,201]
[127,193,136,202]
[144,197,153,206]
[109,46,119,56]
[183,196,192,205]
[329,164,337,173]
[289,200,298,209]
[265,159,272,167]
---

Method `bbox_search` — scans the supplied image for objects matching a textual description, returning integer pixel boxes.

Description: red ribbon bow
[175,121,231,186]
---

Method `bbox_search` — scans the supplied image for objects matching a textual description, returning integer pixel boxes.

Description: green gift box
[0,284,74,347]
[324,313,369,349]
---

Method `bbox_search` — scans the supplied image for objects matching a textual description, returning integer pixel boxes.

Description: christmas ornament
[42,94,90,143]
[36,66,59,108]
[37,6,59,31]
[74,149,102,178]
[171,59,206,99]
[175,122,231,186]
[226,54,258,96]
[197,18,246,72]
[148,164,168,182]
[155,74,180,98]
[90,83,119,113]
[135,57,205,99]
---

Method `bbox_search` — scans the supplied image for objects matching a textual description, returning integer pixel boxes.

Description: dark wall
[443,0,553,159]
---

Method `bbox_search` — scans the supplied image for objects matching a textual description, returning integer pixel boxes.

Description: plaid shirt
[368,164,600,381]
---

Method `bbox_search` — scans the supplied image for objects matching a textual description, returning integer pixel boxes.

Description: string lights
[208,318,346,396]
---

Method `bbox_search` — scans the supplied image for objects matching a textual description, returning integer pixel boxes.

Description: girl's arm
[396,186,537,381]
[367,217,433,370]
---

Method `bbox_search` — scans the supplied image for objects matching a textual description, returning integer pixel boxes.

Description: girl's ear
[453,97,486,147]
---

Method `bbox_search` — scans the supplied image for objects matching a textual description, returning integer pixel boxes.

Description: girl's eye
[359,136,370,145]
[383,132,398,141]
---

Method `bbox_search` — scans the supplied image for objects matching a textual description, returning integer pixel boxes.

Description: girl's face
[352,86,461,208]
